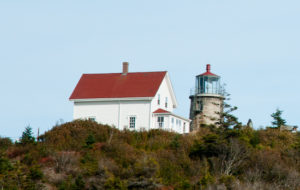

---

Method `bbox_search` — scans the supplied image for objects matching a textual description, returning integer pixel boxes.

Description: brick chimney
[206,64,211,72]
[122,62,129,75]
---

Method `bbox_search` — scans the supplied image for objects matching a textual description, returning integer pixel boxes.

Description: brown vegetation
[0,120,300,189]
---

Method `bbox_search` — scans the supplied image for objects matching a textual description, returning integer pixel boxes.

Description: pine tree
[85,133,96,148]
[20,126,35,144]
[271,108,286,128]
[215,92,241,129]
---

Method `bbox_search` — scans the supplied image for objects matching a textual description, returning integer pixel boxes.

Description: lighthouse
[189,64,224,131]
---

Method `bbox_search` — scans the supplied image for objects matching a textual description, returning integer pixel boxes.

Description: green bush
[29,165,43,180]
[104,177,127,190]
[176,179,192,190]
[250,131,260,148]
[0,157,13,173]
[72,175,85,190]
[84,133,96,148]
[199,172,215,188]
[170,135,181,150]
[0,137,13,150]
[80,152,98,176]
[189,134,222,158]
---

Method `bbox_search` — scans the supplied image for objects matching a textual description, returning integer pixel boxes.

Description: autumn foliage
[0,120,300,189]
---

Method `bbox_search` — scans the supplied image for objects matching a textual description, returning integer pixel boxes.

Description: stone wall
[189,95,224,131]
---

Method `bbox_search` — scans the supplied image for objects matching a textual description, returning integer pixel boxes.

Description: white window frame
[157,116,164,128]
[129,116,136,129]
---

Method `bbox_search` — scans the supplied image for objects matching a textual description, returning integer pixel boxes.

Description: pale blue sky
[0,0,299,138]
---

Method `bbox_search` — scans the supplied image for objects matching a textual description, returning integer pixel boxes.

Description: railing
[190,87,225,96]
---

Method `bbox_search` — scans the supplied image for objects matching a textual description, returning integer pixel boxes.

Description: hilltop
[0,120,300,189]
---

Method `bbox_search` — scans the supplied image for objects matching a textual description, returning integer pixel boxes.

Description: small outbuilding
[279,125,298,132]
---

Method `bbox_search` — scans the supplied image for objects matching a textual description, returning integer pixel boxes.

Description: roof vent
[122,62,129,75]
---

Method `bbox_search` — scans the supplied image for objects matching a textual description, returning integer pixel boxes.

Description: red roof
[153,109,170,114]
[200,71,218,77]
[199,64,219,77]
[69,72,167,99]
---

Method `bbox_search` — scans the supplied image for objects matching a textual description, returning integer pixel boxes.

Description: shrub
[30,165,43,180]
[0,137,13,150]
[0,157,13,173]
[133,155,159,178]
[157,150,182,185]
[170,135,181,150]
[53,151,79,173]
[22,153,35,165]
[177,179,192,190]
[250,131,260,148]
[80,152,98,176]
[104,176,127,190]
[189,134,222,158]
[198,171,215,188]
[84,134,96,149]
[219,175,236,190]
[72,175,85,190]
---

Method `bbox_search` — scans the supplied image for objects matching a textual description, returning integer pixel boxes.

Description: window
[88,117,96,122]
[158,94,160,105]
[158,116,164,128]
[176,119,181,126]
[198,101,203,111]
[183,122,186,133]
[196,101,203,111]
[171,118,174,128]
[129,116,136,129]
[165,97,168,108]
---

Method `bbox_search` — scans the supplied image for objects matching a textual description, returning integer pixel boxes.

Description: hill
[1,120,300,189]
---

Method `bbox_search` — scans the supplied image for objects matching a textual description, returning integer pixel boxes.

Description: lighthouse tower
[189,64,224,131]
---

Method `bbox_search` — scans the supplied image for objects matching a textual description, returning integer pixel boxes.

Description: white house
[69,62,190,134]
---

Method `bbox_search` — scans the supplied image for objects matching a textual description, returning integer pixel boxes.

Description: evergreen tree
[215,92,241,129]
[271,108,286,128]
[85,133,95,148]
[20,126,35,144]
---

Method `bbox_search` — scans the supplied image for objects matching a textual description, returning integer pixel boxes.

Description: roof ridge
[82,71,167,75]
[153,108,171,114]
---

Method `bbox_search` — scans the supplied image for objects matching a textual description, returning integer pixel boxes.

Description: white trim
[153,112,191,122]
[165,72,178,108]
[196,94,225,98]
[71,97,153,102]
[118,100,121,129]
[149,101,152,131]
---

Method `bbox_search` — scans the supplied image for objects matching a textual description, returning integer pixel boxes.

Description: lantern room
[195,64,223,95]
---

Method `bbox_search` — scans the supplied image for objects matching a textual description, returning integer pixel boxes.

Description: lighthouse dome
[195,64,223,96]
